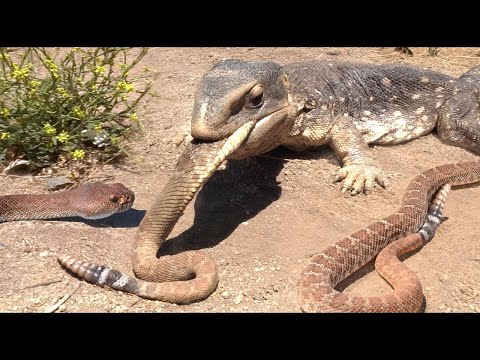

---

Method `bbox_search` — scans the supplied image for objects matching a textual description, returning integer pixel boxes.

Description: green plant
[0,47,156,169]
[428,47,440,56]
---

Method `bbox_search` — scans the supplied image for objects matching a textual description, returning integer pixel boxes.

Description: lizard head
[191,59,294,159]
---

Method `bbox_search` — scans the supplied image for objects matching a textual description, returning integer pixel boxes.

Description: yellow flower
[11,63,32,80]
[71,149,85,160]
[28,80,40,96]
[56,87,70,99]
[121,95,127,101]
[93,123,103,131]
[129,112,138,122]
[29,80,40,88]
[1,108,9,117]
[1,132,10,139]
[94,65,106,75]
[72,106,85,119]
[116,80,134,92]
[72,47,81,52]
[91,84,98,91]
[56,131,70,143]
[45,59,59,78]
[0,53,9,60]
[142,66,150,72]
[43,123,56,135]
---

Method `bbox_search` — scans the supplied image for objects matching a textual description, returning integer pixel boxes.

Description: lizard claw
[333,164,389,195]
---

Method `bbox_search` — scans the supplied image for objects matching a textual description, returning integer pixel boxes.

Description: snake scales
[2,127,478,310]
[57,142,479,310]
[298,162,480,312]
[0,182,134,222]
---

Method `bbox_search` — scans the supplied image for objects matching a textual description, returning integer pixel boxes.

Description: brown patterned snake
[59,121,256,304]
[56,147,480,309]
[299,162,480,312]
[0,182,134,222]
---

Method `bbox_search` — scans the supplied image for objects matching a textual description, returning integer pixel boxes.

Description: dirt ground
[1,47,480,313]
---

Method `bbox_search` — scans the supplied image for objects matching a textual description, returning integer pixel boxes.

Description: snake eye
[109,196,119,203]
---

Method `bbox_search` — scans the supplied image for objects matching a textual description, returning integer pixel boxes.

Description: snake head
[75,182,135,220]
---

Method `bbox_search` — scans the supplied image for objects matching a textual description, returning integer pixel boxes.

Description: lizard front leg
[284,109,388,195]
[329,115,388,195]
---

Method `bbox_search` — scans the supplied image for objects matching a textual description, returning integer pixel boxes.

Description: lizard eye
[109,196,119,203]
[246,84,264,109]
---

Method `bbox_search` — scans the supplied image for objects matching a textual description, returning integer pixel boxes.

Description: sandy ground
[1,47,480,313]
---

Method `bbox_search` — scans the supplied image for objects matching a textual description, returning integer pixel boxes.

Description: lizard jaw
[226,107,293,160]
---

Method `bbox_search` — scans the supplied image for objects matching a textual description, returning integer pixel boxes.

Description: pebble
[0,242,6,250]
[218,259,229,267]
[221,291,230,299]
[39,251,49,257]
[173,134,185,146]
[439,274,448,283]
[233,294,244,305]
[46,176,74,190]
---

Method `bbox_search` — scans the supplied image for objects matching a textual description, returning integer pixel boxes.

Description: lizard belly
[353,112,437,145]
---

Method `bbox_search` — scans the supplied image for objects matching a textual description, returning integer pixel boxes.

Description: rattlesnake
[59,122,256,304]
[0,182,134,222]
[299,162,480,312]
[58,133,480,310]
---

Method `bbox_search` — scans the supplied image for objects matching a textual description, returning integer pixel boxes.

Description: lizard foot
[333,164,389,195]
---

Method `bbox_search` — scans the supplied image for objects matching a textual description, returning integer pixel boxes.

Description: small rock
[221,291,230,299]
[241,221,249,225]
[326,51,341,56]
[438,304,445,310]
[39,251,49,257]
[0,242,7,250]
[272,285,279,292]
[46,176,75,191]
[270,266,276,271]
[218,259,229,267]
[58,304,66,312]
[233,294,244,305]
[439,274,448,283]
[425,287,433,291]
[173,134,185,147]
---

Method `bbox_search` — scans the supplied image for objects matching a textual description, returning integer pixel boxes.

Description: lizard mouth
[226,106,292,160]
[253,111,276,129]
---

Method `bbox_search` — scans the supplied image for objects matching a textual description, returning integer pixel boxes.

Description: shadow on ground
[159,156,286,255]
[51,208,146,228]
